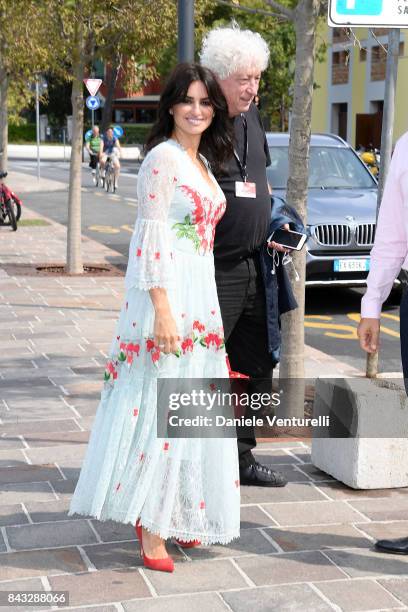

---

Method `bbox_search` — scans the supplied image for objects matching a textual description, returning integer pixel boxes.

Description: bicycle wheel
[95,164,100,188]
[6,199,17,231]
[13,199,21,221]
[105,168,111,193]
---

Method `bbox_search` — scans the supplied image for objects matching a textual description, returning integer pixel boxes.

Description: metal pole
[35,78,40,181]
[366,28,400,378]
[91,108,94,128]
[63,128,66,162]
[177,0,194,62]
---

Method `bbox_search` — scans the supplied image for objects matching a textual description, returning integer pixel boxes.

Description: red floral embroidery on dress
[202,332,223,349]
[116,483,121,491]
[136,248,142,257]
[139,452,145,461]
[133,408,139,417]
[104,320,224,382]
[181,337,194,354]
[153,168,159,175]
[235,480,240,488]
[172,186,226,254]
[146,339,155,352]
[149,193,156,200]
[193,319,205,333]
[151,349,161,363]
[154,252,160,260]
[163,442,169,450]
[199,501,205,509]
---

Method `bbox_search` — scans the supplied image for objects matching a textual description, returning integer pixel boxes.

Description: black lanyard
[233,114,248,182]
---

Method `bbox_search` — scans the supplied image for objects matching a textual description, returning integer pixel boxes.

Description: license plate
[334,259,370,272]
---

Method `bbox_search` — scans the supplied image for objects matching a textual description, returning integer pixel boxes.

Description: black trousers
[215,254,275,468]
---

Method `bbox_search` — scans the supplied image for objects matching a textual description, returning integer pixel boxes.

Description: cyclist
[100,126,121,187]
[85,125,102,175]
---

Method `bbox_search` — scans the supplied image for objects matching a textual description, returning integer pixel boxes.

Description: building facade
[311,26,408,148]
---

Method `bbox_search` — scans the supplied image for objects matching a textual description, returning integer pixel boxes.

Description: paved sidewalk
[0,207,408,611]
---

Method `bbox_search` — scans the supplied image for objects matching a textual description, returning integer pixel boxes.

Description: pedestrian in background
[358,131,408,555]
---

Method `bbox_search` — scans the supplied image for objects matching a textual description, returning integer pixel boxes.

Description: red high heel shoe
[175,539,201,548]
[135,520,174,573]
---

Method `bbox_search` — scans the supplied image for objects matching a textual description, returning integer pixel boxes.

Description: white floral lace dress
[68,140,240,545]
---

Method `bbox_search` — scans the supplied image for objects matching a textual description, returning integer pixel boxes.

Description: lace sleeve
[125,144,178,291]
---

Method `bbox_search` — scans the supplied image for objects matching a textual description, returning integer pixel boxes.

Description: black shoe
[375,537,408,555]
[240,461,287,487]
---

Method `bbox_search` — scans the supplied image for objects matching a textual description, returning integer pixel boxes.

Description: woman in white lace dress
[69,63,240,572]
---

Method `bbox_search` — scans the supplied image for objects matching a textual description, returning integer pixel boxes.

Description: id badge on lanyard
[234,114,257,198]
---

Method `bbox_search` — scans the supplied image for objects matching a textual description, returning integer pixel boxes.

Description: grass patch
[18,218,51,227]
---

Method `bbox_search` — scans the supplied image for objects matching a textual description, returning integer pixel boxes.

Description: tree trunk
[279,0,320,417]
[0,70,8,173]
[101,57,120,132]
[66,19,85,274]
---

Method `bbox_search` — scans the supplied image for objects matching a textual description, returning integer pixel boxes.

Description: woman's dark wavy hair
[145,63,233,174]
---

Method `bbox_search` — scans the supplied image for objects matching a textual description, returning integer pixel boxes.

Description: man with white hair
[201,26,287,487]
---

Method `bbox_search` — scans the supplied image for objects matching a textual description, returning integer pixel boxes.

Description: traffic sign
[328,0,408,27]
[113,125,124,138]
[86,96,100,110]
[83,78,102,96]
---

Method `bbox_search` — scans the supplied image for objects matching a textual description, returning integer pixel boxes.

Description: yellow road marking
[304,321,358,339]
[121,224,134,233]
[381,313,400,322]
[87,225,120,234]
[347,312,400,338]
[305,315,333,320]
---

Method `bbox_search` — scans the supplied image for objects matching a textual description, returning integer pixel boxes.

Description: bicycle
[0,171,22,231]
[104,156,116,193]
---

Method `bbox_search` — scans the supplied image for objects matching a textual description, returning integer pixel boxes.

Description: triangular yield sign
[84,78,102,96]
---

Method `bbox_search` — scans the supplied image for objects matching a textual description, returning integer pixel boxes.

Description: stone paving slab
[316,578,405,611]
[323,548,408,578]
[260,500,366,527]
[0,464,62,485]
[379,579,408,607]
[234,550,346,585]
[264,524,372,552]
[0,547,87,581]
[348,497,408,521]
[221,583,332,612]
[48,568,151,607]
[6,518,98,551]
[0,504,29,527]
[145,559,247,595]
[241,481,326,505]
[0,578,49,612]
[0,482,57,506]
[123,592,229,612]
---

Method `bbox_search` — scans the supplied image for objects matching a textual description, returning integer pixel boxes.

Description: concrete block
[311,377,408,489]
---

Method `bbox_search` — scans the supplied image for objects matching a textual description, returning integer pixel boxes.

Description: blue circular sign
[113,125,124,138]
[86,95,100,110]
[84,129,93,141]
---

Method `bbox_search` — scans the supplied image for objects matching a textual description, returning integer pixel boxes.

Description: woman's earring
[169,109,173,115]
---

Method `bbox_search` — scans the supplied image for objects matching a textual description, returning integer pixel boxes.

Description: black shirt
[213,103,271,262]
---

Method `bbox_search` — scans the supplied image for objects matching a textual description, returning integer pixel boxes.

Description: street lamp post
[35,78,40,182]
[178,0,194,62]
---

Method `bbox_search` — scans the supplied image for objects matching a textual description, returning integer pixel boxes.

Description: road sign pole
[366,27,400,378]
[178,0,194,62]
[91,108,94,128]
[35,77,40,182]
